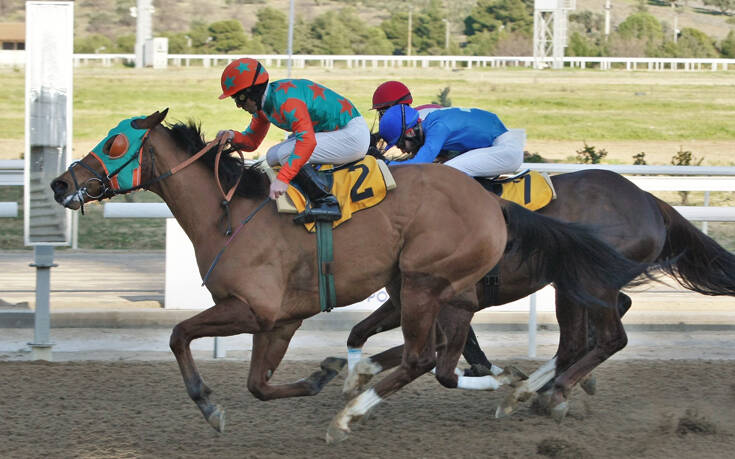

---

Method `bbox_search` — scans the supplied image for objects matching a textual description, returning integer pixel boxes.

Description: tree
[617,12,663,43]
[380,11,410,54]
[464,29,501,55]
[253,7,288,53]
[676,28,718,58]
[720,30,735,58]
[74,34,114,53]
[115,34,136,53]
[208,20,248,53]
[464,0,532,37]
[159,32,190,54]
[567,31,601,57]
[188,21,212,52]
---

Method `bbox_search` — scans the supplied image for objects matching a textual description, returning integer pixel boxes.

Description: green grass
[2,66,735,154]
[2,64,734,250]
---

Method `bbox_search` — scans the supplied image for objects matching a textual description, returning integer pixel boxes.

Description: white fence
[2,50,735,71]
[4,162,735,356]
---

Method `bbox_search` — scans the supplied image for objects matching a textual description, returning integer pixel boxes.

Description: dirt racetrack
[1,359,734,458]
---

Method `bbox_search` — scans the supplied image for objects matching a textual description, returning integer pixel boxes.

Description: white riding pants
[266,116,370,167]
[444,129,526,178]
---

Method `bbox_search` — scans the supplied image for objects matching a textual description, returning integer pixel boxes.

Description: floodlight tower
[533,0,576,69]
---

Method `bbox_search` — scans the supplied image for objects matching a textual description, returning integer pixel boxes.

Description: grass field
[1,64,734,250]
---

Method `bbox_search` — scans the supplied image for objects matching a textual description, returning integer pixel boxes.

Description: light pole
[287,0,295,78]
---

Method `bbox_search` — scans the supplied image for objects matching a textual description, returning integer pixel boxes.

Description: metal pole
[702,190,710,234]
[528,292,537,358]
[29,245,56,361]
[604,0,611,39]
[407,7,412,56]
[287,0,295,78]
[214,337,226,359]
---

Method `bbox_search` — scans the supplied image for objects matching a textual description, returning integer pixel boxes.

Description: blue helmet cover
[379,104,419,150]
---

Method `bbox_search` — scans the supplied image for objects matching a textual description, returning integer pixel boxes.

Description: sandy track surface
[1,359,734,458]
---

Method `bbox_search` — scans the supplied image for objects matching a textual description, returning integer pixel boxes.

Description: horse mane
[164,121,269,198]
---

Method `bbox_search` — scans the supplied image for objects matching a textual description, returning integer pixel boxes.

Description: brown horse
[344,169,735,420]
[49,110,647,441]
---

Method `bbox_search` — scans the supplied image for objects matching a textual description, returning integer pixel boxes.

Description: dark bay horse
[50,110,647,441]
[344,169,735,420]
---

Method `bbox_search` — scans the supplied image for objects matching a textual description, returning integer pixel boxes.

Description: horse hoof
[321,357,347,373]
[495,395,518,418]
[325,421,350,444]
[206,405,226,433]
[551,401,569,423]
[580,375,597,395]
[535,390,553,411]
[506,365,529,382]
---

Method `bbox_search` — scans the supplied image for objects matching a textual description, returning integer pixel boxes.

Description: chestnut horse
[50,110,647,441]
[344,169,735,420]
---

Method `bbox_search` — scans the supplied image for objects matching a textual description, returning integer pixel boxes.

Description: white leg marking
[526,357,557,392]
[457,374,501,390]
[347,347,362,372]
[334,388,383,431]
[490,364,504,376]
[342,358,382,395]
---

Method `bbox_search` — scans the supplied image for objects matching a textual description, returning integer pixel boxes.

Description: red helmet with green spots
[218,58,269,100]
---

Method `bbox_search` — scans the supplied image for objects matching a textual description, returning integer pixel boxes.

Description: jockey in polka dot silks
[217,58,370,223]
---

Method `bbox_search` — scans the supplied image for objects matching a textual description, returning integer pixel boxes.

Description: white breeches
[266,116,370,167]
[444,128,526,178]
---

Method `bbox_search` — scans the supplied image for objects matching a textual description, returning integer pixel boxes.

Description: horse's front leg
[247,322,346,400]
[327,276,442,443]
[169,296,265,432]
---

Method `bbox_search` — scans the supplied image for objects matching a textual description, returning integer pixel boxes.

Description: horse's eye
[105,134,129,159]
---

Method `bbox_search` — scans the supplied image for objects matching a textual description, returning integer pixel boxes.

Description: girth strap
[316,221,337,312]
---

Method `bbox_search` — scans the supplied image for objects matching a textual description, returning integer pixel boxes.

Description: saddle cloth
[480,170,556,211]
[260,156,396,232]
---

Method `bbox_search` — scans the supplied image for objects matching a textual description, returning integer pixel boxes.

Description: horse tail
[654,197,735,296]
[500,200,651,309]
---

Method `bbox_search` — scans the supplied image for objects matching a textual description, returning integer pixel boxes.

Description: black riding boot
[291,165,341,224]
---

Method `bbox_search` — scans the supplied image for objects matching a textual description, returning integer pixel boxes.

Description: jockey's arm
[400,123,450,165]
[231,110,270,151]
[274,99,317,184]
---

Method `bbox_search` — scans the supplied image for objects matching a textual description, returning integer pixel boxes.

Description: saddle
[476,169,556,211]
[258,156,397,232]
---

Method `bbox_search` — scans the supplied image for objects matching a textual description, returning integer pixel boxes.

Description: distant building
[0,23,25,50]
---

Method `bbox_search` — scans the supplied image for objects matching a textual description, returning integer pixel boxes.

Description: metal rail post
[29,245,56,360]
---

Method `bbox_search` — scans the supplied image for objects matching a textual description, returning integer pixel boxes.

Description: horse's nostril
[50,180,68,200]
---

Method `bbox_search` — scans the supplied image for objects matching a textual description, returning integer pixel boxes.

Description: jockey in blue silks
[378,105,524,178]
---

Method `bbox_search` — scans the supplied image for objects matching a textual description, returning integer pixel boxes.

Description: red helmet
[372,81,413,110]
[218,58,269,100]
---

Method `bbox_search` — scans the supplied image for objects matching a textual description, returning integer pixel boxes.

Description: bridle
[65,127,237,216]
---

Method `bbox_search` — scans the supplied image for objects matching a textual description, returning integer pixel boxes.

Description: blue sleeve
[401,123,450,165]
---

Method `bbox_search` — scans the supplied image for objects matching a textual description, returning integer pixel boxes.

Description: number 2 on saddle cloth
[282,155,396,232]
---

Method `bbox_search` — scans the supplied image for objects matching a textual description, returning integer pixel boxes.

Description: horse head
[50,109,168,211]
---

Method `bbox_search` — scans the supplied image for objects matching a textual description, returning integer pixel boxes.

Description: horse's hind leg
[342,345,403,399]
[169,296,265,432]
[345,298,402,371]
[433,306,526,392]
[248,323,346,400]
[497,288,589,418]
[547,290,627,422]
